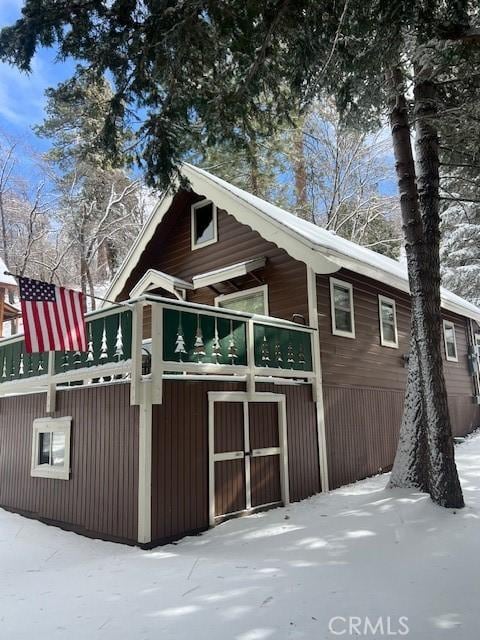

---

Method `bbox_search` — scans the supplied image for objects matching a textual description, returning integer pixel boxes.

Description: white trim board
[193,257,266,290]
[378,294,399,349]
[129,268,193,299]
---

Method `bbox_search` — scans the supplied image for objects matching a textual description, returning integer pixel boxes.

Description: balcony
[0,295,315,404]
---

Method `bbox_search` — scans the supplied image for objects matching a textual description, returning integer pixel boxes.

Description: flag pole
[3,271,126,309]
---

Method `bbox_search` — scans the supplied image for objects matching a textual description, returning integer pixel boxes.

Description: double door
[208,393,289,524]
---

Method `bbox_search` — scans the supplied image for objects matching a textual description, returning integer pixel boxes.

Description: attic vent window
[191,199,217,250]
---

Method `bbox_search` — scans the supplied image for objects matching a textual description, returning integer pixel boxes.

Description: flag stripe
[19,277,87,355]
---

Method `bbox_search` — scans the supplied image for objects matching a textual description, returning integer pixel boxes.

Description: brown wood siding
[0,383,139,543]
[319,269,480,487]
[119,190,309,325]
[249,403,279,449]
[317,268,475,396]
[256,382,321,501]
[151,380,246,542]
[323,384,404,489]
[151,380,321,543]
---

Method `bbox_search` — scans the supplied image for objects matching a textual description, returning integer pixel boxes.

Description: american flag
[19,277,87,354]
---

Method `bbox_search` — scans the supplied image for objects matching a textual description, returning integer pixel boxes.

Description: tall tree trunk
[387,66,464,508]
[413,67,463,507]
[387,66,429,492]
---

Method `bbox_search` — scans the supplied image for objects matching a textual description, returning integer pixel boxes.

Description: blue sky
[0,0,74,155]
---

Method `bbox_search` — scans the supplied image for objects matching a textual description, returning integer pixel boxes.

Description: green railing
[0,307,132,384]
[0,296,314,392]
[253,322,312,372]
[160,304,313,374]
[162,308,247,366]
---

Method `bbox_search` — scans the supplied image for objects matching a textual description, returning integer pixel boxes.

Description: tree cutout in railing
[227,320,238,364]
[1,356,6,379]
[9,354,15,378]
[298,343,306,366]
[194,316,206,362]
[287,342,295,367]
[261,335,271,363]
[19,353,24,376]
[27,354,33,375]
[274,343,283,364]
[115,318,124,361]
[61,352,69,369]
[100,321,108,361]
[86,325,94,365]
[38,354,44,372]
[212,317,222,364]
[73,351,82,367]
[175,318,187,362]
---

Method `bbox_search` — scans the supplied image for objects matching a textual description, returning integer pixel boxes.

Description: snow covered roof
[105,163,480,322]
[0,258,17,289]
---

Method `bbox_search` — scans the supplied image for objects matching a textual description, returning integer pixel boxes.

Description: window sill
[31,466,70,480]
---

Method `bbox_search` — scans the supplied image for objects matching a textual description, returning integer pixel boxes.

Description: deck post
[137,381,152,545]
[130,301,144,406]
[46,351,56,414]
[307,266,329,492]
[246,319,256,397]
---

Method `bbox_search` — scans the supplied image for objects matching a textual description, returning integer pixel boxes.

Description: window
[378,295,399,348]
[215,285,268,315]
[191,199,217,249]
[31,417,71,480]
[443,321,458,362]
[330,278,355,338]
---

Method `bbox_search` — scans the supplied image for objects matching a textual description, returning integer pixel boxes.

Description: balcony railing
[0,294,315,405]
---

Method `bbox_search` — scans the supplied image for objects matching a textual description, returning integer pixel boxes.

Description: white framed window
[443,320,458,362]
[330,278,355,338]
[191,199,218,250]
[31,417,72,480]
[215,284,269,315]
[378,295,399,348]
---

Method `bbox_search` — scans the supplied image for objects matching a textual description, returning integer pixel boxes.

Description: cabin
[0,164,479,547]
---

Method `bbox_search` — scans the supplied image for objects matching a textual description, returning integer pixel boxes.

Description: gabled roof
[0,258,17,289]
[106,163,480,322]
[129,269,193,299]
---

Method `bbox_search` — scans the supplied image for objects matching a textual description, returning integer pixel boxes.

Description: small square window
[379,295,399,348]
[443,321,458,362]
[191,200,217,249]
[31,417,72,480]
[330,278,355,338]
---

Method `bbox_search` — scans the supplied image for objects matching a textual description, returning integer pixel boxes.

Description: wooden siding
[317,268,475,395]
[151,380,320,543]
[319,269,480,488]
[151,380,245,543]
[256,382,321,501]
[0,383,139,543]
[119,190,309,326]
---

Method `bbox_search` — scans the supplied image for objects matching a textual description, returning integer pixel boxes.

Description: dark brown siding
[256,382,321,502]
[151,380,320,543]
[0,383,139,543]
[318,269,480,488]
[119,190,309,325]
[151,380,245,542]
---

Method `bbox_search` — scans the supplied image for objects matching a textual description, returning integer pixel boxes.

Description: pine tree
[5,1,480,506]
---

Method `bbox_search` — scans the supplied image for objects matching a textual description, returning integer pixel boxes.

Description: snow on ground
[2,435,480,640]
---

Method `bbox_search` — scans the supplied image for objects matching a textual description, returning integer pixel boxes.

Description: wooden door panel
[250,456,282,507]
[214,402,244,453]
[249,403,279,450]
[214,459,246,516]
